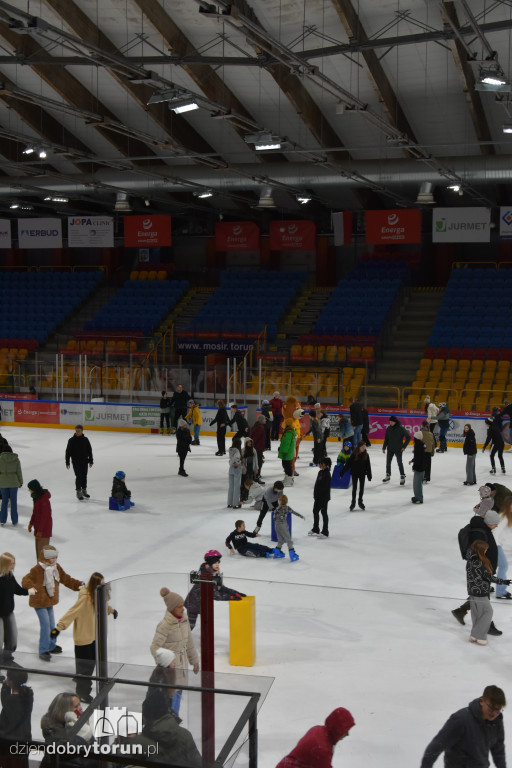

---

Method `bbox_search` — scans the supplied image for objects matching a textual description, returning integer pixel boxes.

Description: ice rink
[2,424,512,766]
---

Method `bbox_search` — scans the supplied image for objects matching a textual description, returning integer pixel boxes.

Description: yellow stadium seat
[157,270,167,280]
[147,270,157,280]
[337,346,346,362]
[419,358,431,370]
[130,270,139,280]
[138,271,147,281]
[325,345,337,362]
[432,359,445,371]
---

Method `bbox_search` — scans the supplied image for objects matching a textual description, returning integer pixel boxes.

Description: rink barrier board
[0,399,507,448]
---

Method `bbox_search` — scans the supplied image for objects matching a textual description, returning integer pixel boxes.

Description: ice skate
[502,467,506,474]
[76,490,84,500]
[382,474,390,483]
[317,533,328,539]
[308,529,319,536]
[496,592,512,600]
[283,475,294,486]
[358,500,365,510]
[349,502,355,511]
[81,488,90,499]
[400,475,406,485]
[273,548,285,558]
[475,639,488,646]
[289,549,299,562]
[490,468,496,474]
[451,607,466,625]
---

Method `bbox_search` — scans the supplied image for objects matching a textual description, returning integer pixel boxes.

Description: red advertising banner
[269,220,316,250]
[215,221,260,251]
[14,402,59,424]
[365,209,421,244]
[124,215,172,247]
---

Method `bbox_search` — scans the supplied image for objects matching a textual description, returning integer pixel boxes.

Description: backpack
[458,523,471,560]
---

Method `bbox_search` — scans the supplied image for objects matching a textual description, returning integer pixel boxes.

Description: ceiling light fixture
[44,196,68,203]
[10,202,34,210]
[38,149,47,158]
[22,146,34,155]
[503,120,512,134]
[296,194,311,204]
[447,184,461,192]
[170,100,199,114]
[195,190,213,199]
[476,67,510,92]
[245,131,283,151]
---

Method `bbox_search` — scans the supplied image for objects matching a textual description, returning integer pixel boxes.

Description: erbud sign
[68,216,114,247]
[365,209,421,244]
[432,208,490,242]
[18,218,62,249]
[124,215,172,247]
[269,220,316,250]
[215,221,260,250]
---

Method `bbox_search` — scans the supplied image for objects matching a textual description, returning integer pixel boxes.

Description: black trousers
[72,459,89,490]
[160,413,170,429]
[424,453,432,481]
[312,500,329,535]
[351,475,365,503]
[173,407,187,428]
[282,459,293,476]
[256,499,272,528]
[271,414,282,440]
[491,445,505,470]
[256,450,264,472]
[217,427,226,453]
[264,426,271,450]
[75,641,95,697]
[177,451,188,471]
[313,440,325,464]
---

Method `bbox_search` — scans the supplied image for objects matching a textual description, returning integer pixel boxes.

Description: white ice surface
[2,426,512,766]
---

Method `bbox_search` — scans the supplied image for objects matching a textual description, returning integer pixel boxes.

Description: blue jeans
[171,689,182,715]
[439,422,449,449]
[35,607,57,655]
[497,546,509,597]
[193,425,200,441]
[352,425,363,447]
[0,487,18,524]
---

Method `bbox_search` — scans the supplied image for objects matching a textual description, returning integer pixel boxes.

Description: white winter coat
[427,403,439,424]
[150,610,199,684]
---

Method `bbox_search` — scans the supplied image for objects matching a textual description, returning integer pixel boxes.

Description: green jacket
[124,713,202,767]
[278,426,296,461]
[0,452,23,488]
[382,421,411,453]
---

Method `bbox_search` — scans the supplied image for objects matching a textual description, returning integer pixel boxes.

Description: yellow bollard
[229,595,256,666]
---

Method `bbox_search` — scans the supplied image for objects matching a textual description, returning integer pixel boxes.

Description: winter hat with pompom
[155,648,176,667]
[160,588,183,613]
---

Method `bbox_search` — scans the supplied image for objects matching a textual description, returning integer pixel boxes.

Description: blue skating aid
[129,501,135,507]
[289,549,300,562]
[108,497,120,511]
[331,464,351,489]
[273,548,285,559]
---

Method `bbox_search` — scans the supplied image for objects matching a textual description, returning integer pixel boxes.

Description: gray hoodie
[228,445,242,468]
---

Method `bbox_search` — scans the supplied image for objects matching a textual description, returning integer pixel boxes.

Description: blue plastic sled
[109,496,135,511]
[331,465,351,489]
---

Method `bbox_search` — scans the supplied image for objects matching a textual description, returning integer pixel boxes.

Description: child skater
[309,457,332,538]
[184,551,245,629]
[253,481,284,533]
[240,478,265,508]
[176,418,192,477]
[0,553,35,663]
[27,480,52,561]
[226,520,274,558]
[340,441,372,510]
[272,495,305,562]
[186,400,202,446]
[111,471,134,510]
[466,539,510,645]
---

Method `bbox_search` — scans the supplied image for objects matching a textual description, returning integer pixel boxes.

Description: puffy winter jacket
[278,426,296,461]
[463,428,477,456]
[277,708,355,768]
[29,490,52,537]
[0,452,22,488]
[185,404,202,426]
[382,420,411,453]
[149,609,198,685]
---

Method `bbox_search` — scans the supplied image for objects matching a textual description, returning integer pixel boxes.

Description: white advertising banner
[68,216,114,248]
[432,207,490,242]
[500,207,512,239]
[18,218,62,249]
[0,219,11,248]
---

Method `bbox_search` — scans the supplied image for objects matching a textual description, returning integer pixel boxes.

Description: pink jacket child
[276,707,355,768]
[474,486,494,518]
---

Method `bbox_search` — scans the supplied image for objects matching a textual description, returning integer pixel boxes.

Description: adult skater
[420,685,506,768]
[0,553,35,663]
[276,707,355,768]
[269,391,283,441]
[463,423,478,486]
[53,572,117,703]
[65,425,93,501]
[278,418,297,486]
[229,404,250,439]
[495,496,512,600]
[254,481,284,533]
[211,399,229,456]
[184,551,244,630]
[260,400,272,450]
[309,457,332,537]
[249,415,267,476]
[27,480,53,561]
[169,384,190,429]
[150,588,199,714]
[0,446,23,527]
[420,420,435,484]
[452,509,503,636]
[341,440,372,510]
[349,397,364,447]
[159,390,172,435]
[409,431,426,504]
[436,402,450,453]
[427,398,439,446]
[483,416,506,475]
[382,415,410,485]
[22,545,82,661]
[227,437,243,508]
[362,404,371,447]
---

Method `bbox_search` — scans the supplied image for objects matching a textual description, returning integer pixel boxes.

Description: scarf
[39,562,60,597]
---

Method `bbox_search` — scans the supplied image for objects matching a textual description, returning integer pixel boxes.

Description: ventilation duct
[416,182,435,204]
[255,186,276,208]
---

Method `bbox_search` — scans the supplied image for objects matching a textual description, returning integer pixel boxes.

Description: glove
[50,628,60,638]
[28,524,32,533]
[504,580,511,585]
[28,587,37,595]
[193,663,199,674]
[113,609,118,619]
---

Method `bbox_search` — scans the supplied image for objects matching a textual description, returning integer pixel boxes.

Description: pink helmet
[204,549,222,565]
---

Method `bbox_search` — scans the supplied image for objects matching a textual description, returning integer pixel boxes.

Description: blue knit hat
[115,471,126,479]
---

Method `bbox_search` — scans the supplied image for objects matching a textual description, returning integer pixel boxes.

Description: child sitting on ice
[226,520,273,558]
[336,440,352,468]
[110,471,134,511]
[272,494,305,562]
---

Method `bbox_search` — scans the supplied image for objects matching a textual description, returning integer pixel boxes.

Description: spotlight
[170,100,199,114]
[194,190,213,199]
[22,146,34,155]
[38,149,47,158]
[475,67,510,92]
[296,194,311,204]
[447,184,461,192]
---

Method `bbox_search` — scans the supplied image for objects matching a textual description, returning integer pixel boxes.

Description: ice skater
[253,481,284,533]
[463,423,477,486]
[309,457,331,537]
[341,441,372,510]
[65,425,93,501]
[185,400,202,446]
[227,437,243,508]
[276,707,355,768]
[382,415,410,485]
[409,431,426,504]
[278,418,297,485]
[111,471,134,510]
[176,418,192,477]
[0,552,35,663]
[27,479,53,561]
[272,495,305,562]
[159,390,172,435]
[225,520,273,558]
[483,416,505,475]
[466,539,510,645]
[184,551,245,629]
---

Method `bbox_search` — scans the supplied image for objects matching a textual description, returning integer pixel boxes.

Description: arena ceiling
[0,0,512,230]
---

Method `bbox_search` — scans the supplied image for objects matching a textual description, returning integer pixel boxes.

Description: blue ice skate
[273,548,285,558]
[289,549,300,562]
